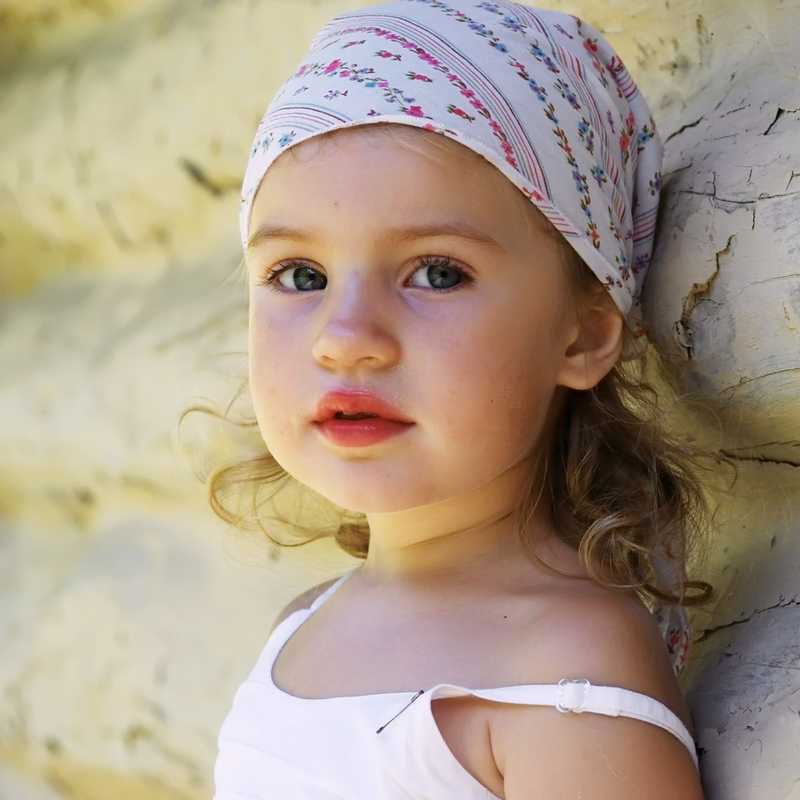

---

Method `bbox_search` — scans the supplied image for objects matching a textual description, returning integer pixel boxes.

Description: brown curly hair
[179,123,737,615]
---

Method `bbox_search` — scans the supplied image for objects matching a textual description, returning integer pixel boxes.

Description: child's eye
[256,256,474,294]
[407,256,474,292]
[257,261,325,292]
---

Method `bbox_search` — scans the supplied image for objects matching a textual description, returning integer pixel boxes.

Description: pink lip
[311,388,414,448]
[312,389,414,424]
[313,416,414,447]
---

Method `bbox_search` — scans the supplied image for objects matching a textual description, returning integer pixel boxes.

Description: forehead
[253,123,557,242]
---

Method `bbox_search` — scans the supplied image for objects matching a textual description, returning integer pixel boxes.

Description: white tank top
[214,569,699,798]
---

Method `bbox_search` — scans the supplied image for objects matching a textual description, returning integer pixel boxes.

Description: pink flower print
[554,127,574,159]
[447,104,476,122]
[591,57,610,88]
[406,105,425,117]
[583,37,599,55]
[406,71,433,82]
[619,111,636,165]
[586,220,601,249]
[485,119,517,167]
[375,50,402,61]
[509,57,529,80]
[521,186,546,203]
[443,74,488,117]
[324,58,344,75]
[341,39,366,49]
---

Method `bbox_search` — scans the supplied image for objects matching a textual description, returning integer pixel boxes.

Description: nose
[311,272,401,371]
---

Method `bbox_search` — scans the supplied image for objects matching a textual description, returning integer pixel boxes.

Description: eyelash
[256,255,474,294]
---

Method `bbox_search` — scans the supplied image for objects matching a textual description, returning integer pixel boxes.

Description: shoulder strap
[308,568,357,612]
[427,679,698,770]
[253,569,358,683]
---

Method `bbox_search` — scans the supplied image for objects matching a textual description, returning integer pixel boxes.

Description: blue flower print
[554,78,581,110]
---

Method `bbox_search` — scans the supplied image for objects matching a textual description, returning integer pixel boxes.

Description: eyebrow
[246,220,504,252]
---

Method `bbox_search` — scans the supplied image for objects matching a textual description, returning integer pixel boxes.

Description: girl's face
[245,125,595,522]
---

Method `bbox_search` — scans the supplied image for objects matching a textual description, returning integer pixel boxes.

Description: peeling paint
[674,233,734,359]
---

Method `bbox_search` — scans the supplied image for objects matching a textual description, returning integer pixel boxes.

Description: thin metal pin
[375,689,426,734]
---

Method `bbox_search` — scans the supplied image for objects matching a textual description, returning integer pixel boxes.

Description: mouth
[313,410,414,447]
[313,389,414,425]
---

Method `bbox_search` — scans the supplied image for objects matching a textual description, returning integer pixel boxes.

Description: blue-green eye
[258,262,324,292]
[256,255,474,294]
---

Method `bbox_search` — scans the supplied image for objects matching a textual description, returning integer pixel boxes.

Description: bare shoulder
[490,587,704,799]
[268,575,341,636]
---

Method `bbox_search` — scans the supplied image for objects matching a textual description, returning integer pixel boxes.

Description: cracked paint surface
[643,13,800,788]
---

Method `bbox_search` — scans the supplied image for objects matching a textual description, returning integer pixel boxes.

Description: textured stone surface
[637,7,800,795]
[1,0,798,797]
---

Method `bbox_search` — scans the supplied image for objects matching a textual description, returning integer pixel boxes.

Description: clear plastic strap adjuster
[556,677,591,713]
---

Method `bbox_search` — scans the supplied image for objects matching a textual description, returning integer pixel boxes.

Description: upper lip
[312,389,414,423]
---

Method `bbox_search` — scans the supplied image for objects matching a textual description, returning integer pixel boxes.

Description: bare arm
[492,594,704,799]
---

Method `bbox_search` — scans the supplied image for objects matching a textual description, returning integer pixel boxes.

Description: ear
[555,290,624,392]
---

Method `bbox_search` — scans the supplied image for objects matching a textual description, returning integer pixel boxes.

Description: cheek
[248,304,301,449]
[416,309,556,458]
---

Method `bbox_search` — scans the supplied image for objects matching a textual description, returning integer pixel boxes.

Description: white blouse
[214,569,698,799]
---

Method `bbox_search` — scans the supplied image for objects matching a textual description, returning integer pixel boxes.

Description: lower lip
[314,417,414,447]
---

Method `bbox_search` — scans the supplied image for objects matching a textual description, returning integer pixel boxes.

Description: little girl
[210,2,723,797]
